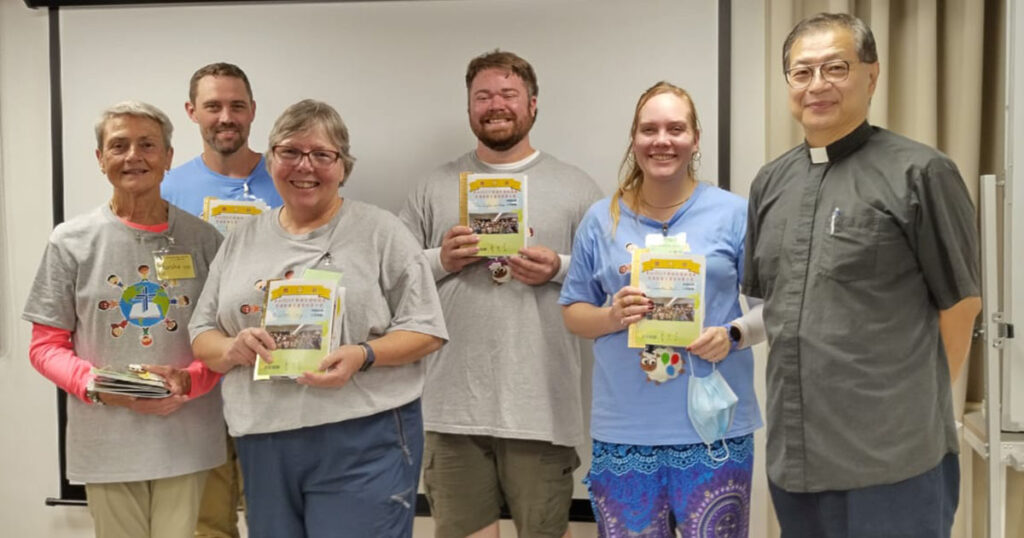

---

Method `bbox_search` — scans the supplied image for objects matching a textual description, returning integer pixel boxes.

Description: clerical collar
[806,121,874,164]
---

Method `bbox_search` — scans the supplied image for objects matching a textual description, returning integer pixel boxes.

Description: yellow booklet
[459,172,527,257]
[202,197,270,235]
[627,248,705,348]
[255,277,342,380]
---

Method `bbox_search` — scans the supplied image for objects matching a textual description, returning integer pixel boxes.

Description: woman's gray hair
[94,101,173,150]
[267,99,356,177]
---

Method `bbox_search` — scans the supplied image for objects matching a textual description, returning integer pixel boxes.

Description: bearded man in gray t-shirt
[400,50,602,538]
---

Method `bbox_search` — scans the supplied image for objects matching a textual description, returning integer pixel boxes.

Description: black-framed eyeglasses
[785,60,852,89]
[271,145,341,168]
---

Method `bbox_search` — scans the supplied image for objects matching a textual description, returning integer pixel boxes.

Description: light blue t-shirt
[161,155,283,217]
[559,182,762,446]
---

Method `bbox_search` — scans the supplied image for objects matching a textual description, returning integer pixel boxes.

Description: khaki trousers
[86,470,208,538]
[194,434,245,538]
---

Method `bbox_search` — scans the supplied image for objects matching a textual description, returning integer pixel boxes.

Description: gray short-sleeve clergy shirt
[743,122,980,492]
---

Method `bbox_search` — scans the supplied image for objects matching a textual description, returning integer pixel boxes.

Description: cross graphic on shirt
[135,286,156,312]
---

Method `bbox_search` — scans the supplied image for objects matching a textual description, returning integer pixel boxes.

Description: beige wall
[728,0,771,534]
[0,2,97,536]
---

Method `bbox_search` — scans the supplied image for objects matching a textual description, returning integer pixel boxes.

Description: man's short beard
[478,132,527,152]
[213,142,244,155]
[207,135,245,156]
[473,115,534,152]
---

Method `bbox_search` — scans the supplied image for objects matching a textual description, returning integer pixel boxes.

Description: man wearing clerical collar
[744,12,981,537]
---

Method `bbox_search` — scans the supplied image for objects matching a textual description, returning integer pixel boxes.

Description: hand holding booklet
[459,172,528,257]
[627,240,706,348]
[90,365,171,398]
[255,272,344,380]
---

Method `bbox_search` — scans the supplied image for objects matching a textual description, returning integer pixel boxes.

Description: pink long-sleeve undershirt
[29,324,222,404]
[28,216,221,403]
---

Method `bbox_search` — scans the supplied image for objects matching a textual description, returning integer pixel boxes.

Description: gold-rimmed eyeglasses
[271,146,341,168]
[785,60,852,89]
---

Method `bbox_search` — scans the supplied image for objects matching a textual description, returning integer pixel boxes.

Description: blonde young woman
[560,82,764,537]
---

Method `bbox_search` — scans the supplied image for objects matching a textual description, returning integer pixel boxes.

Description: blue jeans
[769,452,959,538]
[236,399,423,538]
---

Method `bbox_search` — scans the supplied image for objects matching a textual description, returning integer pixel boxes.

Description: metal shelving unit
[963,180,1022,538]
[962,3,1024,534]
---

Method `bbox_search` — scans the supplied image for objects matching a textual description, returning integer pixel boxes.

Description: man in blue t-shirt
[162,62,282,538]
[161,62,282,222]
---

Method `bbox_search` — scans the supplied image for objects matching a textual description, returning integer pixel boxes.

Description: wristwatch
[358,342,376,372]
[726,324,742,348]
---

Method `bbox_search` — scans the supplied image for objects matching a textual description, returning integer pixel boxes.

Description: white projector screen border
[41,0,730,517]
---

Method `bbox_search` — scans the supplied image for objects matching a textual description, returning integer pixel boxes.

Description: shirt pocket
[816,212,880,282]
[872,216,916,277]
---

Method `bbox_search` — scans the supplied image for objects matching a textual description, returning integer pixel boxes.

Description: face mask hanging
[686,352,739,462]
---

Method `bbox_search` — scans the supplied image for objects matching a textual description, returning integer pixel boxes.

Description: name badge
[154,253,196,280]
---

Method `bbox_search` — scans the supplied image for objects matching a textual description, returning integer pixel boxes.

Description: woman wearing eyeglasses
[190,99,448,538]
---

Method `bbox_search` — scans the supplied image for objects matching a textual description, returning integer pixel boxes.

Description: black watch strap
[358,342,376,372]
[727,324,742,345]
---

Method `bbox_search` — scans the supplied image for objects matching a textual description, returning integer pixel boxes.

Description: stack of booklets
[90,367,171,398]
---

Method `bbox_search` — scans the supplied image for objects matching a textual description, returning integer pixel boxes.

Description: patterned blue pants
[586,435,754,538]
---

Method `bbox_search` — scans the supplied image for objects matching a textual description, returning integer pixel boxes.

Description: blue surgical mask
[687,352,738,462]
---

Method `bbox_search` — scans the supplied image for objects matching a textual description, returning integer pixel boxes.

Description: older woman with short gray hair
[23,100,225,537]
[190,99,447,538]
